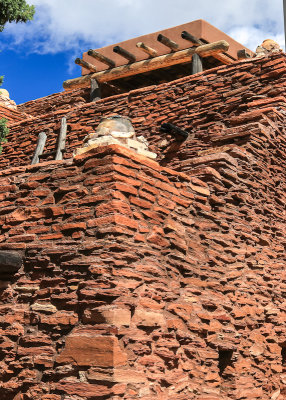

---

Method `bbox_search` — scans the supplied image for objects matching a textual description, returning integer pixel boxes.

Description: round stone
[0,88,10,98]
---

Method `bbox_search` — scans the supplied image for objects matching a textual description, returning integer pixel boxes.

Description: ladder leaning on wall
[31,117,67,165]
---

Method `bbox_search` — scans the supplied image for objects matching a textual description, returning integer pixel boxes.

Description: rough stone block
[87,368,147,383]
[84,307,131,327]
[133,309,166,328]
[55,380,111,397]
[56,328,127,367]
[0,251,22,276]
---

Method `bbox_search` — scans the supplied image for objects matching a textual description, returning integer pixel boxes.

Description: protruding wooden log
[75,58,97,73]
[31,131,47,165]
[161,123,188,140]
[192,53,203,74]
[136,42,158,58]
[210,52,235,64]
[113,46,136,63]
[63,41,231,90]
[194,42,225,57]
[157,34,179,51]
[237,49,251,59]
[90,78,101,102]
[182,31,235,64]
[87,50,115,68]
[181,31,203,46]
[55,117,67,161]
[64,75,91,90]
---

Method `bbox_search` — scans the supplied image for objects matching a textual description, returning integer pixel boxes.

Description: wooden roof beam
[87,50,115,68]
[113,46,136,63]
[64,40,230,90]
[181,30,235,64]
[75,58,97,73]
[136,42,158,58]
[181,31,203,46]
[157,34,179,52]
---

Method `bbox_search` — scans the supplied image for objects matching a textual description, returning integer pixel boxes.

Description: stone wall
[0,53,285,400]
[0,138,285,399]
[0,106,31,124]
[17,88,90,117]
[1,53,286,170]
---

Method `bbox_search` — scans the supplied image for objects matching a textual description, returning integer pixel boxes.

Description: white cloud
[2,0,285,70]
[228,26,285,53]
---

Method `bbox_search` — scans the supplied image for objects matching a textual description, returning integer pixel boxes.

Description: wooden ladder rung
[31,117,67,165]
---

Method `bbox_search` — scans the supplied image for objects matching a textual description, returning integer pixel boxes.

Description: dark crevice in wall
[281,346,286,367]
[218,349,233,376]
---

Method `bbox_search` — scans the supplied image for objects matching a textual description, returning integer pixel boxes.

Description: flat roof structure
[64,20,254,97]
[82,19,253,74]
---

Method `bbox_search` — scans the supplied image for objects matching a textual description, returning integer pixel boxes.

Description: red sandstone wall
[0,53,285,400]
[0,145,201,400]
[17,88,90,117]
[0,105,31,124]
[1,53,286,170]
[0,142,285,400]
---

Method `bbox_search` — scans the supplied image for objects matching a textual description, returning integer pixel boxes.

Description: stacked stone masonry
[0,53,285,399]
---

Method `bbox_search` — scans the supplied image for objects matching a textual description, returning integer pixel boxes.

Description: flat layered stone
[56,328,127,367]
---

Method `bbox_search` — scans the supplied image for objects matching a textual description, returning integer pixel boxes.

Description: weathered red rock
[56,328,128,367]
[0,51,284,400]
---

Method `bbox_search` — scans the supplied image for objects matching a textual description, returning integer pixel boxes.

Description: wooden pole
[90,79,101,102]
[157,34,179,51]
[181,31,203,46]
[237,49,251,60]
[211,52,235,64]
[161,123,188,140]
[55,118,67,161]
[75,58,97,73]
[136,42,158,57]
[87,50,115,68]
[181,31,204,74]
[64,74,91,90]
[63,40,230,90]
[181,31,235,63]
[113,46,136,63]
[192,53,203,74]
[31,132,47,165]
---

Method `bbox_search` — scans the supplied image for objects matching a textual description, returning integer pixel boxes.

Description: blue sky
[0,0,284,105]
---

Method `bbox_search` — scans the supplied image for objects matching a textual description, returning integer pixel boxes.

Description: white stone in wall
[0,89,17,110]
[255,39,282,57]
[75,115,157,159]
